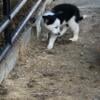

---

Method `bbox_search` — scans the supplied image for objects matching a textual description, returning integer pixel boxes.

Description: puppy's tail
[77,14,91,22]
[82,14,91,19]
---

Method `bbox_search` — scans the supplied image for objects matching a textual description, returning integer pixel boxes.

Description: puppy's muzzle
[54,32,60,36]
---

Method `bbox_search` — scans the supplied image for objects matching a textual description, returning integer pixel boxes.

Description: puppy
[42,3,87,49]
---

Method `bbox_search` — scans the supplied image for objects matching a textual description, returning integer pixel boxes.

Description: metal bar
[3,0,11,43]
[0,0,27,33]
[0,0,42,62]
[10,0,27,19]
[11,0,42,43]
[3,0,11,17]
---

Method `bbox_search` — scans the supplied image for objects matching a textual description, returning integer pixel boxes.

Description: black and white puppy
[42,3,87,49]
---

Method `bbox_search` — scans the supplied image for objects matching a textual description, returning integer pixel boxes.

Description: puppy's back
[52,4,78,14]
[52,4,83,22]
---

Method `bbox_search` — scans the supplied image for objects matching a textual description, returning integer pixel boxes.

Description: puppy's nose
[58,33,60,35]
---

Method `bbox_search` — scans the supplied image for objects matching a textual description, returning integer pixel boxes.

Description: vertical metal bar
[3,0,11,43]
[0,0,28,33]
[3,0,11,17]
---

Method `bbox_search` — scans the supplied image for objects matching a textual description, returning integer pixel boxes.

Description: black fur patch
[42,15,56,25]
[43,4,83,26]
[51,3,83,23]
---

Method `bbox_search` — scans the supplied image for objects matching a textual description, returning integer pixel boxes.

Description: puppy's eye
[55,26,58,29]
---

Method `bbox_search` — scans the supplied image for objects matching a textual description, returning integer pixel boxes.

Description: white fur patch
[83,15,88,19]
[68,16,79,41]
[45,18,60,35]
[59,26,68,36]
[43,11,55,16]
[47,34,58,49]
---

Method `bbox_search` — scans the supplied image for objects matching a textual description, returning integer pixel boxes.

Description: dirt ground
[0,1,100,100]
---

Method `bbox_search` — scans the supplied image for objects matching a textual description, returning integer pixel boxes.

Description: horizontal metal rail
[0,0,27,33]
[11,0,42,43]
[0,0,42,62]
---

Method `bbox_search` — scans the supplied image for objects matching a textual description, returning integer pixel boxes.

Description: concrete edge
[0,27,32,83]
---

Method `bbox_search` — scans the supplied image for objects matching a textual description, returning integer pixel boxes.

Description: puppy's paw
[69,37,78,41]
[47,45,53,50]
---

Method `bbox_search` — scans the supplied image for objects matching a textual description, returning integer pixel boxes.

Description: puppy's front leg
[47,34,58,49]
[59,26,68,37]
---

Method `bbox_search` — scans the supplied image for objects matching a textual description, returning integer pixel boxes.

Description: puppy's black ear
[42,16,49,23]
[42,16,47,19]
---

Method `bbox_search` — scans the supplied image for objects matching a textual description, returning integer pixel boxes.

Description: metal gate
[0,0,42,62]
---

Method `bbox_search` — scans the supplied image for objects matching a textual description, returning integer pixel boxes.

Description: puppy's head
[42,11,60,35]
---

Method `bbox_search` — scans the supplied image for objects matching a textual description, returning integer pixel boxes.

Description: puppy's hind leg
[58,26,68,37]
[68,17,79,41]
[47,34,58,49]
